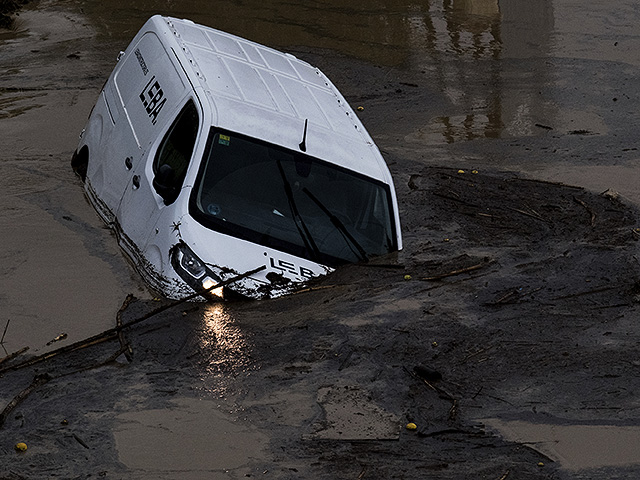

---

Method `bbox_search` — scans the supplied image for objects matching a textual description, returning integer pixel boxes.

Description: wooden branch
[422,259,495,281]
[1,319,9,343]
[404,366,459,421]
[488,286,543,306]
[0,346,29,367]
[0,265,266,375]
[573,196,596,226]
[0,373,51,428]
[116,294,135,362]
[553,284,621,300]
[506,206,546,222]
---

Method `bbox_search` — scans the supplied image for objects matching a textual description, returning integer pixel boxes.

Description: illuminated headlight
[202,277,217,290]
[179,246,206,279]
[171,243,223,298]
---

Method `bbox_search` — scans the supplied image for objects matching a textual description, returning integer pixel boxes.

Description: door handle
[132,175,140,190]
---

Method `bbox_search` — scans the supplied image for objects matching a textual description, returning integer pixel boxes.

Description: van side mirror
[153,164,178,205]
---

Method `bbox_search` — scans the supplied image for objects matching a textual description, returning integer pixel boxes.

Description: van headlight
[171,243,223,298]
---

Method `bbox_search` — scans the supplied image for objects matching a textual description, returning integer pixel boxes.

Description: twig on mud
[553,284,622,300]
[491,289,520,304]
[433,190,479,208]
[0,373,51,428]
[400,270,494,300]
[403,366,459,421]
[573,196,596,226]
[0,343,145,429]
[448,399,459,421]
[338,350,354,371]
[1,319,9,343]
[0,333,119,375]
[56,344,132,378]
[472,386,483,400]
[498,470,510,480]
[116,294,135,362]
[0,346,29,367]
[357,465,368,480]
[292,285,339,295]
[421,259,495,281]
[461,346,494,363]
[487,286,543,306]
[505,205,546,222]
[591,303,630,310]
[0,265,266,375]
[73,433,90,449]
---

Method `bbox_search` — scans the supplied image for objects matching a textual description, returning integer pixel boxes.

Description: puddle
[308,383,400,441]
[114,396,268,477]
[529,164,640,207]
[195,304,258,398]
[484,419,640,470]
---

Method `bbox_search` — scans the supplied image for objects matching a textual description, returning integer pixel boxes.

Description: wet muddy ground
[2,0,640,479]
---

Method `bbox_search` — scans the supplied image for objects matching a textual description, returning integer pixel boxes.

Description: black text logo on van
[140,76,167,125]
[269,256,315,279]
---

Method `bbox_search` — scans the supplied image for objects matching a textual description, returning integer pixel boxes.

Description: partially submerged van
[72,15,402,299]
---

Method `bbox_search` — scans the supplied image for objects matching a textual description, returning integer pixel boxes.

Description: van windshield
[190,130,397,266]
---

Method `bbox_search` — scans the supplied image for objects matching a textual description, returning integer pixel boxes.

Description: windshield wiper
[275,159,320,261]
[302,187,368,263]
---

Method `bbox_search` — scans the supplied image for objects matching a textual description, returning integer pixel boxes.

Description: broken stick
[422,259,495,281]
[116,294,135,362]
[0,265,266,375]
[573,196,596,226]
[0,346,29,367]
[0,373,51,428]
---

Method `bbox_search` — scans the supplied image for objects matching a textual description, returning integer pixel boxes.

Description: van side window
[152,100,199,204]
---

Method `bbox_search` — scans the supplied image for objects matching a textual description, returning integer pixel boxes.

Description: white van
[72,15,402,299]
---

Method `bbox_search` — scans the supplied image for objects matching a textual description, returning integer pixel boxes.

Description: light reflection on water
[197,304,254,394]
[404,0,555,144]
[75,0,562,144]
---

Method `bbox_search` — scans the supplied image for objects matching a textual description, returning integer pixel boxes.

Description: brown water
[485,419,640,471]
[2,0,640,474]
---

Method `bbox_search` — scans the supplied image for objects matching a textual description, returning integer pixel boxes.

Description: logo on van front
[139,76,167,125]
[269,256,315,279]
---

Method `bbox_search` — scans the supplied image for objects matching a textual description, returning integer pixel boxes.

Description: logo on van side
[134,48,149,75]
[139,76,167,125]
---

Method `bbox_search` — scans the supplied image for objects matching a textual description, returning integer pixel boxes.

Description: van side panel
[114,32,186,153]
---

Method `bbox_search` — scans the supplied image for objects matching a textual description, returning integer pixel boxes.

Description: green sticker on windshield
[218,134,230,146]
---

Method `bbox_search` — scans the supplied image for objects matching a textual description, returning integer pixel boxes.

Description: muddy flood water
[2,0,640,479]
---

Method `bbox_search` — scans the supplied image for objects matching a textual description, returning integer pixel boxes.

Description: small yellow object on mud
[406,423,417,430]
[472,169,479,174]
[403,274,412,281]
[357,106,364,111]
[432,341,438,347]
[537,462,544,467]
[457,169,465,174]
[15,442,27,452]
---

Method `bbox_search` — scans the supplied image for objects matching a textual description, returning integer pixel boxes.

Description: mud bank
[2,166,640,479]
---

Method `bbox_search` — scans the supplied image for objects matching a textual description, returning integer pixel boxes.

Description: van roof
[151,16,390,183]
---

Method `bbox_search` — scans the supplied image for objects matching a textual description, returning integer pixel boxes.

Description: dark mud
[2,166,640,479]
